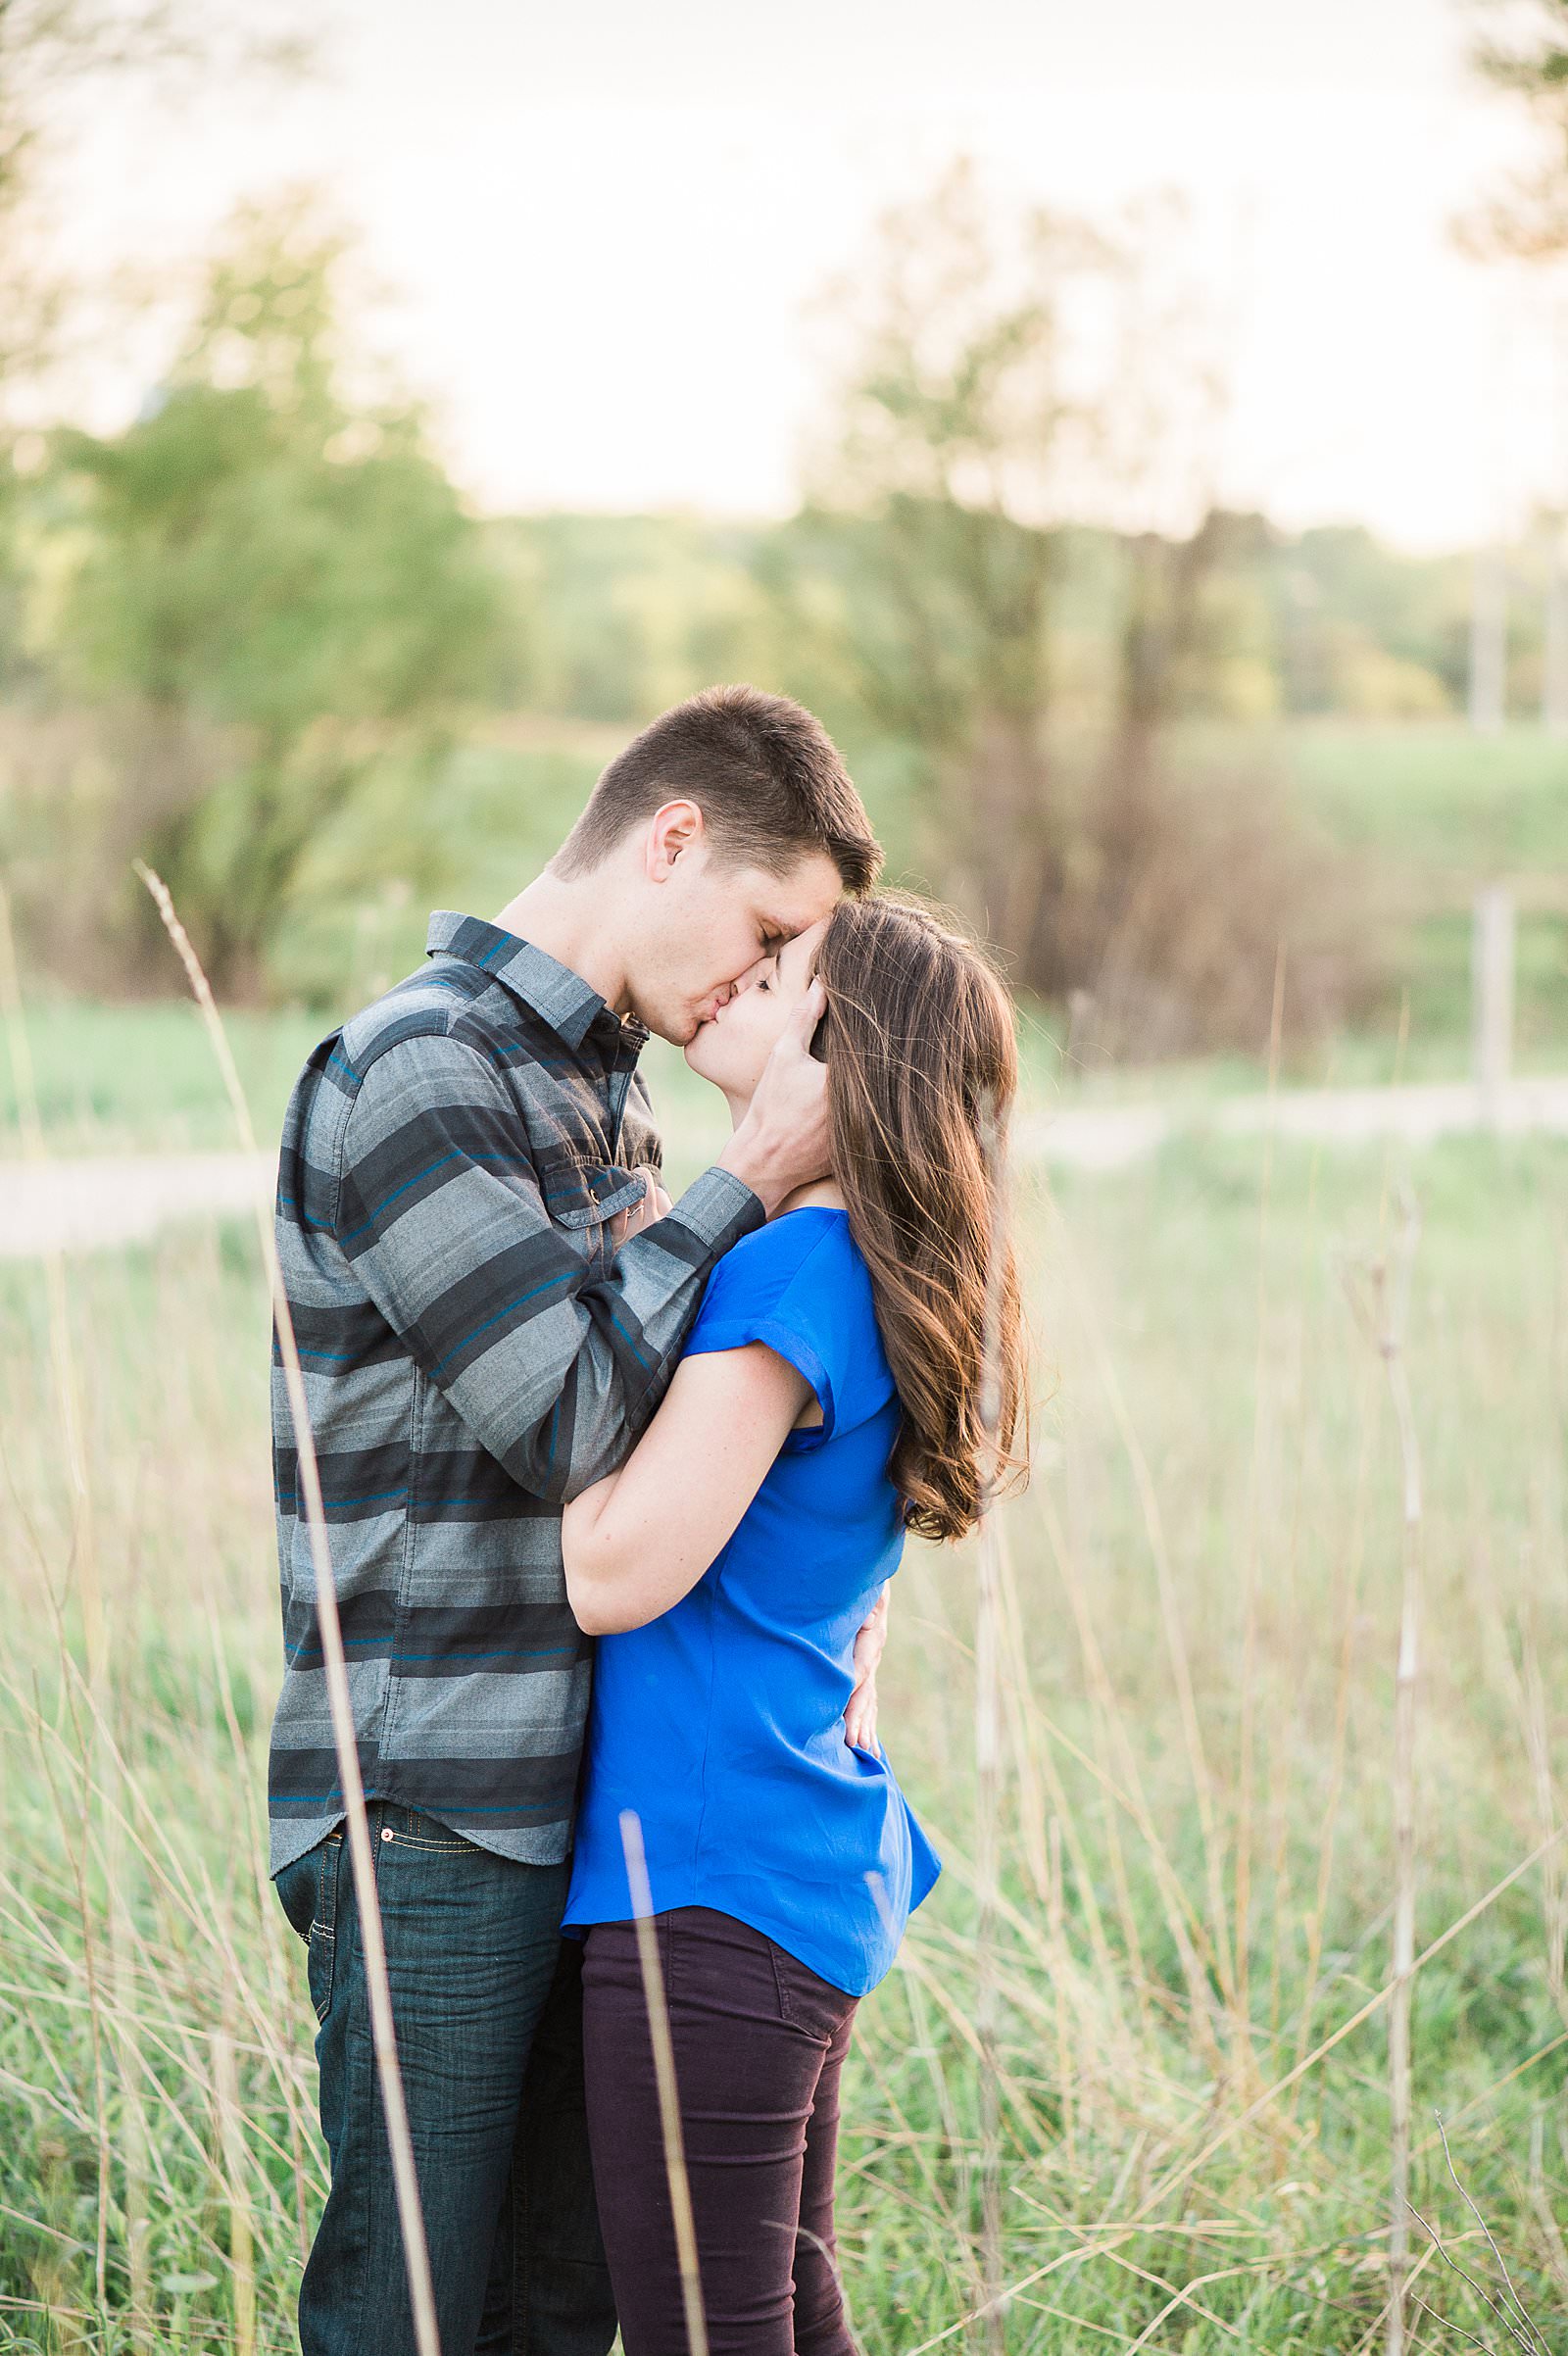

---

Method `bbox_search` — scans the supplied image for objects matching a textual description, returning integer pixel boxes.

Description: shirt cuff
[668,1165,765,1256]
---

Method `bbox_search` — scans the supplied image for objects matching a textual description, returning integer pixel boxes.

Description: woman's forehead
[781,916,830,975]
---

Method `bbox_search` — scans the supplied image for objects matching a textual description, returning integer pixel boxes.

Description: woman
[561,893,1028,2355]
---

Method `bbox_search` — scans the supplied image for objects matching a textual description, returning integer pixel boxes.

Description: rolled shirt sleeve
[335,1033,761,1502]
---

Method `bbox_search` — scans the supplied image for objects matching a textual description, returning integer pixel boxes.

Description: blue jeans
[274,1802,616,2356]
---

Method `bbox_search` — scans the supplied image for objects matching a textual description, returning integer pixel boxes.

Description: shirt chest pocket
[539,1153,653,1273]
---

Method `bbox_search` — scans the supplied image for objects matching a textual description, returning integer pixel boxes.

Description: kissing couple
[268,685,1029,2353]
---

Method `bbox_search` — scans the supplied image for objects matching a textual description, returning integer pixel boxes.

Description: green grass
[6,717,1568,2339]
[4,1104,1568,2349]
[10,717,1568,1156]
[9,717,1568,1154]
[1284,721,1568,875]
[0,997,326,1157]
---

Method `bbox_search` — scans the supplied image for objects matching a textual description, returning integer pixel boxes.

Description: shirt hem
[270,1807,574,1878]
[563,1883,906,2000]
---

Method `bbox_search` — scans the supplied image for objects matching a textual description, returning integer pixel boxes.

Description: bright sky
[58,0,1568,550]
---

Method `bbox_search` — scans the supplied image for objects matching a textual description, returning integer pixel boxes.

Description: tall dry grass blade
[133,862,443,2356]
[1130,1829,1561,2227]
[1053,1228,1237,2009]
[1346,2238,1440,2356]
[213,2028,257,2356]
[1037,1483,1225,2075]
[1432,2114,1552,2355]
[31,1690,112,2314]
[1046,1817,1076,2177]
[1292,1352,1379,2103]
[617,1809,709,2356]
[1528,2103,1568,2297]
[1407,2196,1544,2356]
[1233,944,1287,2096]
[973,1089,1008,2355]
[1342,1189,1423,2356]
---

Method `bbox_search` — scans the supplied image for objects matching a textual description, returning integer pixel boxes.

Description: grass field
[4,1011,1568,2349]
[4,718,1568,2347]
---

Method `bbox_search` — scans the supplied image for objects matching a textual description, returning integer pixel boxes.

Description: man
[268,685,884,2354]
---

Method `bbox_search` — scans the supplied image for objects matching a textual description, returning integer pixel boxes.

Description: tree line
[0,6,1563,1046]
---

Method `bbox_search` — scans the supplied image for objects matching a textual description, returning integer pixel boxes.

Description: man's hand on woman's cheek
[717,979,831,1215]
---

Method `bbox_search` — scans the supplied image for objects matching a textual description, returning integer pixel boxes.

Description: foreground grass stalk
[1233,949,1288,2097]
[213,2027,257,2356]
[618,1810,709,2356]
[1343,1192,1423,2356]
[134,862,443,2356]
[1056,1239,1237,2011]
[974,1093,1009,2354]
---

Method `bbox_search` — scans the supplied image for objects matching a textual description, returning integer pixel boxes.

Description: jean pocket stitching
[318,1832,342,1931]
[306,1922,335,2022]
[380,1831,467,1853]
[765,1938,796,2029]
[308,1836,342,2022]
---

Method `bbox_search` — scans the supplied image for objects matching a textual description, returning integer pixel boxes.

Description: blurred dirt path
[6,1077,1568,1255]
[1016,1073,1568,1171]
[0,1151,276,1258]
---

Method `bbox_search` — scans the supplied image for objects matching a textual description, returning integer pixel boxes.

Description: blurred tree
[1461,0,1568,257]
[792,164,1253,994]
[792,161,1117,974]
[0,2,311,426]
[1270,527,1464,715]
[49,193,505,994]
[486,513,774,722]
[0,5,310,712]
[784,164,1371,1047]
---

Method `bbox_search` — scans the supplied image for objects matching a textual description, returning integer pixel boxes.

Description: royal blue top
[563,1206,941,1997]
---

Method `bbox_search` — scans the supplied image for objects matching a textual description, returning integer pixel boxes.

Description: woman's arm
[562,1343,812,1634]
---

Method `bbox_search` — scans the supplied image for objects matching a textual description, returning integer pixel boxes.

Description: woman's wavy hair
[808,894,1029,1543]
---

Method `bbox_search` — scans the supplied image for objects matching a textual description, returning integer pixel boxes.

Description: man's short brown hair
[553,684,881,893]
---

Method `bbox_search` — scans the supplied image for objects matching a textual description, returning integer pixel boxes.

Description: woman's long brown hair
[809,894,1029,1543]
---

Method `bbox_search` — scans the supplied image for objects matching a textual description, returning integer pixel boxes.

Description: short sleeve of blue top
[563,1206,941,1998]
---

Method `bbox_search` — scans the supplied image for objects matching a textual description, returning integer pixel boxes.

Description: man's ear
[645,799,706,882]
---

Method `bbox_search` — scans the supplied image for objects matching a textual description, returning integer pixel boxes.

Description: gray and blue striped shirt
[267,910,762,1874]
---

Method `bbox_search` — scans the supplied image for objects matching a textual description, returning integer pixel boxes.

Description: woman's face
[683,916,830,1109]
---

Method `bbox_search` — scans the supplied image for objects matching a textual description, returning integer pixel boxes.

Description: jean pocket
[274,1853,316,1944]
[276,1833,342,2023]
[769,1939,856,2045]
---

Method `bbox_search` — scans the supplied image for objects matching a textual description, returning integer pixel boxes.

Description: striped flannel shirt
[267,910,763,1875]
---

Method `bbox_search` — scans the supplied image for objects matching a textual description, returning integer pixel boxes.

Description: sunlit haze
[55,0,1568,550]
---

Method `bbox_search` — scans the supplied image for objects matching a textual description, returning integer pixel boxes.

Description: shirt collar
[424,911,644,1059]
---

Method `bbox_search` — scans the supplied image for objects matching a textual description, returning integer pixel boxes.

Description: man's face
[684,918,831,1097]
[627,842,844,1046]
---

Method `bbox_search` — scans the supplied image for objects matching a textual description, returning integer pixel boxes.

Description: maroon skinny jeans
[580,1908,859,2355]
